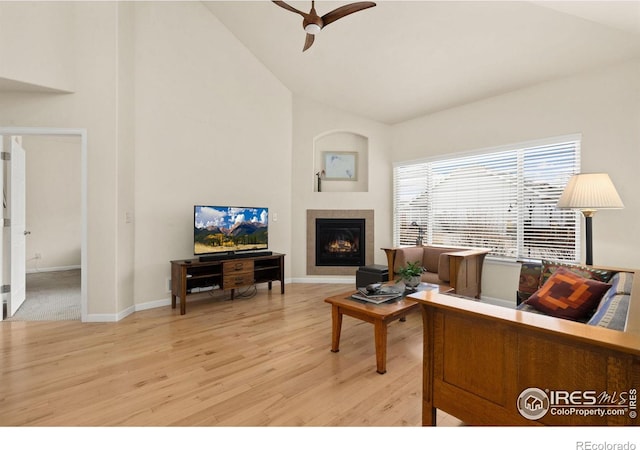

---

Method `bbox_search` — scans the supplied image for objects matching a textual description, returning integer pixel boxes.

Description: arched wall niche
[313,130,368,192]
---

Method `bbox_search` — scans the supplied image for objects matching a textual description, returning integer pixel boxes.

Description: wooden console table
[170,253,285,315]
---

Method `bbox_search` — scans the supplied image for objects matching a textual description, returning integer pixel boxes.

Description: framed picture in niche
[322,151,358,181]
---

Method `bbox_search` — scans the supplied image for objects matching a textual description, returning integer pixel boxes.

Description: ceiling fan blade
[321,1,376,28]
[272,1,308,18]
[303,33,315,52]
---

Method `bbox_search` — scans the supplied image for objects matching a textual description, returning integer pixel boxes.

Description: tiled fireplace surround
[306,209,375,276]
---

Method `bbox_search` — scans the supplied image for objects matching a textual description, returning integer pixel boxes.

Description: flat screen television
[194,205,268,255]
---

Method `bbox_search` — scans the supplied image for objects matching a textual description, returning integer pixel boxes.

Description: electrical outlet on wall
[167,278,172,292]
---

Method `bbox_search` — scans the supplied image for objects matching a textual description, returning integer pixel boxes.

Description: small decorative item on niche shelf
[322,151,357,181]
[396,260,425,290]
[315,170,325,192]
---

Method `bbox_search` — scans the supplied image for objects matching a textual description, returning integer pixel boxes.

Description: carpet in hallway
[7,269,80,321]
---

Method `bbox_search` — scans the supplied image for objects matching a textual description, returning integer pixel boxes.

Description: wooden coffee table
[324,289,421,374]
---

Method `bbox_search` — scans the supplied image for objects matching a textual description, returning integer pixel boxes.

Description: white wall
[0,1,75,92]
[24,135,81,272]
[132,2,293,304]
[392,60,640,302]
[291,96,392,280]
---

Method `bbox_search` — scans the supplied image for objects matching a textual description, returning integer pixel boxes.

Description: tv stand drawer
[223,273,255,289]
[223,260,254,274]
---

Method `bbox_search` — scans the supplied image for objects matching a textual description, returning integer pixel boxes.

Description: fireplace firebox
[315,218,366,267]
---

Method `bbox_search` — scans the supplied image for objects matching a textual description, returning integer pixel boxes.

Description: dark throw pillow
[517,261,543,303]
[525,267,611,321]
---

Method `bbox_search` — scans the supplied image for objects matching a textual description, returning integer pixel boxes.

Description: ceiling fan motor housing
[303,15,323,34]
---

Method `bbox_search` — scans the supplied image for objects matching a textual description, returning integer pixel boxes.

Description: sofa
[408,260,640,426]
[382,245,490,298]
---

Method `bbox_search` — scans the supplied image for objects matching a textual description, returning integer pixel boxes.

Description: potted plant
[396,260,424,289]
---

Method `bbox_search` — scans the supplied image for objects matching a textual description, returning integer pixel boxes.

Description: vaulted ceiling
[205,1,640,124]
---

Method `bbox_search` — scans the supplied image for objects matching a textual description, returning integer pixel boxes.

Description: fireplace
[307,209,374,276]
[315,218,365,267]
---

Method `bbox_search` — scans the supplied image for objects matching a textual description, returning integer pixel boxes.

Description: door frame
[0,127,87,321]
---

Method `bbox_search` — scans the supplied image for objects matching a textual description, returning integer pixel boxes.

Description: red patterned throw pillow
[525,267,611,321]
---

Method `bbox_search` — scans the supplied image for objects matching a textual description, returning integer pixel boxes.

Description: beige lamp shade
[557,173,624,212]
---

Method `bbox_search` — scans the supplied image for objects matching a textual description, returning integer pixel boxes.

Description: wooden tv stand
[170,252,285,315]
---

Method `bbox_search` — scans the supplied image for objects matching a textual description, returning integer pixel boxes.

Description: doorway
[1,127,87,322]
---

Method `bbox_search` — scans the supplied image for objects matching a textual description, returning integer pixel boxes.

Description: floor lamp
[556,173,624,266]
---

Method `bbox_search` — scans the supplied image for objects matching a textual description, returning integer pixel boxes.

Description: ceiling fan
[272,1,377,52]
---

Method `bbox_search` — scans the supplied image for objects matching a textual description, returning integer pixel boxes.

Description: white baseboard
[136,298,171,311]
[85,303,150,322]
[27,265,81,274]
[92,278,342,322]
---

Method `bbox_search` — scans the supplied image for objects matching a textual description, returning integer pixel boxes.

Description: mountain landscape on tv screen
[194,206,268,254]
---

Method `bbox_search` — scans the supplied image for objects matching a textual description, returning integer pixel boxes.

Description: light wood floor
[0,283,462,426]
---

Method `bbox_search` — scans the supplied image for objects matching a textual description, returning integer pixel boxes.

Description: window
[393,136,581,262]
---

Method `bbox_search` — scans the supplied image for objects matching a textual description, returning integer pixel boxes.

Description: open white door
[9,136,26,317]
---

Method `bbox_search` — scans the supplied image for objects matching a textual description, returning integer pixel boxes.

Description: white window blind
[393,137,581,261]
